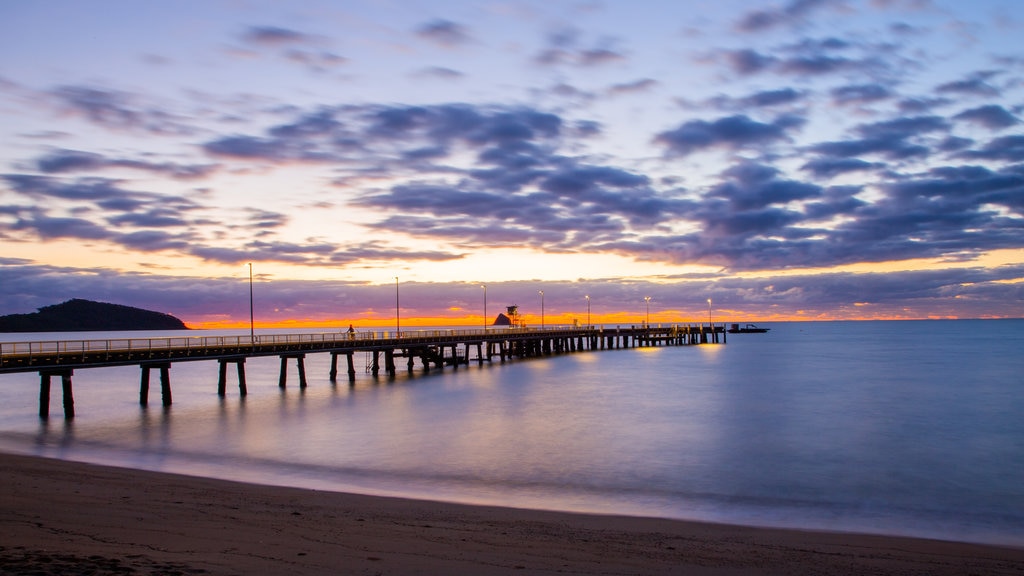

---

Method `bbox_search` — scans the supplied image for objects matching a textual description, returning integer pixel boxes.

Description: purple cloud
[653,114,803,157]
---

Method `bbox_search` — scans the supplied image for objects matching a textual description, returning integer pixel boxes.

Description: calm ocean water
[1,320,1022,546]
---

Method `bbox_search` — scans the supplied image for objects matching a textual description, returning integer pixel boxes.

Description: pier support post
[61,372,74,419]
[236,360,247,395]
[346,352,356,381]
[329,353,339,381]
[39,372,51,419]
[139,363,171,407]
[297,356,307,388]
[159,364,171,406]
[371,351,380,376]
[384,349,396,376]
[39,369,75,419]
[141,365,152,405]
[279,354,307,388]
[217,358,247,397]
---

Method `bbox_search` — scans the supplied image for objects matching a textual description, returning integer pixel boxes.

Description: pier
[1,324,725,419]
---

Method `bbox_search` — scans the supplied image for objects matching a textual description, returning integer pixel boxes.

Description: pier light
[585,295,590,328]
[707,298,712,326]
[644,296,651,326]
[395,276,400,337]
[538,290,544,329]
[481,284,487,331]
[248,262,254,342]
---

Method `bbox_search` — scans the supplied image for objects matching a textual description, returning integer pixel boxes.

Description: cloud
[959,134,1024,162]
[653,114,803,157]
[936,73,1001,97]
[534,27,625,67]
[830,83,894,105]
[800,158,884,178]
[413,66,465,80]
[242,26,311,46]
[809,115,951,161]
[2,260,1022,323]
[48,85,193,135]
[723,49,777,75]
[735,0,840,32]
[607,78,657,96]
[415,19,472,48]
[35,149,215,179]
[953,105,1020,130]
[721,42,887,78]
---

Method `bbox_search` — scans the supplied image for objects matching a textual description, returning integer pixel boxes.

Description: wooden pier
[1,324,726,419]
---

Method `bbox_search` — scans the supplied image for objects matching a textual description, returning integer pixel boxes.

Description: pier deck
[1,324,725,419]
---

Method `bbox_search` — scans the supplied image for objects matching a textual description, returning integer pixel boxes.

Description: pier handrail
[0,324,726,372]
[0,326,596,368]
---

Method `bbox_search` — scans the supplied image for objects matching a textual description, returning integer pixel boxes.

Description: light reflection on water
[2,320,1023,545]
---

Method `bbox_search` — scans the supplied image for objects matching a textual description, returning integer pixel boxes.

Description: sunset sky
[2,0,1023,329]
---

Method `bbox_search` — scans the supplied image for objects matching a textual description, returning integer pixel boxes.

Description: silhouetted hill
[0,299,188,332]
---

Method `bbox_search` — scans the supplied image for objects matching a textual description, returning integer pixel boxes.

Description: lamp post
[248,262,254,342]
[395,276,400,337]
[644,296,651,327]
[539,290,544,329]
[707,298,712,327]
[481,284,487,331]
[585,295,591,328]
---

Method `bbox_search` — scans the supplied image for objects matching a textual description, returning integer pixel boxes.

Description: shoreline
[3,452,1023,575]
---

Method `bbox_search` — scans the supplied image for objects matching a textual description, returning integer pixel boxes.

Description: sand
[2,452,1023,575]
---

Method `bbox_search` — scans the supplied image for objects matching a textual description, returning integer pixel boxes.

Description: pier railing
[0,325,724,372]
[2,324,728,419]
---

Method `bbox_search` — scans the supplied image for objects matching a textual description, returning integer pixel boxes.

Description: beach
[3,453,1023,575]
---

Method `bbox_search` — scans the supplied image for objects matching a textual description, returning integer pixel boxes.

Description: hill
[0,299,188,332]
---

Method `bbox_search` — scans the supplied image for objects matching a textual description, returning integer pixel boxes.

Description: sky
[1,0,1023,329]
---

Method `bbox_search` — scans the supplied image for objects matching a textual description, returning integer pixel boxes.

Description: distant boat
[728,323,770,333]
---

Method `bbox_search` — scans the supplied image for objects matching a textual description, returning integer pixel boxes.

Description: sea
[1,319,1022,547]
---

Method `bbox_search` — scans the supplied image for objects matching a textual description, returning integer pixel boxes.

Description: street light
[707,298,712,326]
[481,284,487,331]
[248,262,254,342]
[644,296,651,326]
[395,276,400,337]
[585,295,591,328]
[539,290,544,329]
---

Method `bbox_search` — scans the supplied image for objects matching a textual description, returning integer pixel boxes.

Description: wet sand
[3,452,1023,575]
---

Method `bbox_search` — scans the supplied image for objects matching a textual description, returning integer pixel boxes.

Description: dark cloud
[776,54,882,76]
[801,158,884,178]
[283,49,348,71]
[936,73,1001,97]
[723,49,777,75]
[36,149,215,179]
[897,96,952,113]
[739,87,804,107]
[830,83,894,105]
[953,105,1020,130]
[414,66,464,80]
[809,115,950,161]
[653,114,803,157]
[534,27,624,67]
[607,78,657,96]
[959,134,1024,162]
[14,215,113,240]
[415,19,472,48]
[705,88,806,111]
[722,44,885,78]
[242,26,311,46]
[49,85,192,135]
[735,0,838,32]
